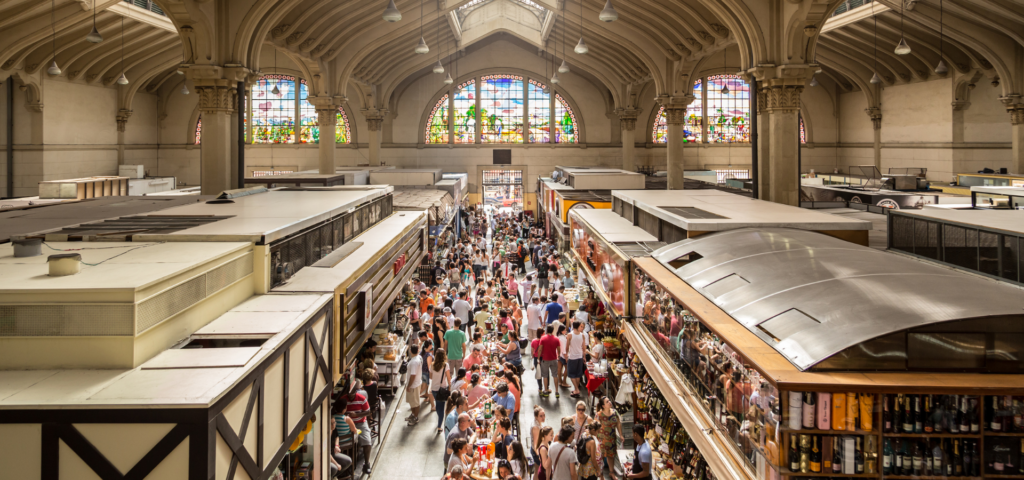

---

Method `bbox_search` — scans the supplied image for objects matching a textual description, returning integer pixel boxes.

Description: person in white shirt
[548,426,578,480]
[405,345,423,425]
[555,287,567,311]
[452,292,473,335]
[526,296,544,342]
[443,307,457,330]
[575,304,590,332]
[556,324,570,389]
[565,320,590,398]
[520,274,534,302]
[500,259,513,281]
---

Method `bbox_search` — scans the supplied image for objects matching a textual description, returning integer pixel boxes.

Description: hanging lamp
[720,48,729,94]
[433,7,443,73]
[559,60,570,74]
[575,0,588,54]
[433,61,445,74]
[894,0,911,55]
[935,0,948,74]
[869,15,881,84]
[86,0,103,43]
[181,81,189,95]
[47,0,61,75]
[116,16,128,84]
[599,0,618,22]
[271,47,280,95]
[558,7,569,73]
[543,33,551,94]
[415,0,429,54]
[383,0,402,22]
[444,31,453,84]
[809,76,819,87]
[444,72,454,84]
[551,72,560,85]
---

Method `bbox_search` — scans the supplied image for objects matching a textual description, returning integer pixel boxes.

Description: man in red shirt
[344,383,373,475]
[535,325,561,397]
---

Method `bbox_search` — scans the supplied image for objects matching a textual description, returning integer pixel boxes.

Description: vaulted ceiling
[1,0,1022,114]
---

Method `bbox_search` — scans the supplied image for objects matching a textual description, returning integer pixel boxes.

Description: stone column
[195,82,237,195]
[1011,107,1024,174]
[665,107,687,189]
[763,81,804,206]
[316,107,338,174]
[116,109,131,166]
[366,115,383,167]
[756,83,772,201]
[620,112,637,172]
[866,107,882,171]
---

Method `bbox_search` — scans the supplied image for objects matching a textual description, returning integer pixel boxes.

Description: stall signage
[358,283,374,331]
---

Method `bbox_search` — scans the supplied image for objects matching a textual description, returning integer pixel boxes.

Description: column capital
[196,85,238,114]
[317,107,339,127]
[865,107,882,130]
[951,101,971,112]
[616,108,639,131]
[306,95,347,108]
[1010,106,1024,126]
[762,84,804,113]
[185,65,257,85]
[748,64,816,83]
[116,109,132,132]
[366,115,385,132]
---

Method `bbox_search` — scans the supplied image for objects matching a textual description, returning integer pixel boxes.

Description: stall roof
[614,189,870,231]
[893,208,1024,235]
[392,188,454,224]
[539,178,573,190]
[558,190,612,202]
[0,293,331,408]
[652,228,1024,371]
[131,186,392,243]
[0,196,213,243]
[971,186,1024,196]
[273,211,427,294]
[572,209,658,243]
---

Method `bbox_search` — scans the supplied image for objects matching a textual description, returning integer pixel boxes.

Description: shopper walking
[536,325,560,397]
[565,320,590,398]
[429,352,452,433]
[548,426,578,480]
[442,319,468,374]
[406,345,423,426]
[596,396,625,480]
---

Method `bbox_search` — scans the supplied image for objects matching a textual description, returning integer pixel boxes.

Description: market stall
[626,227,1024,480]
[392,187,457,257]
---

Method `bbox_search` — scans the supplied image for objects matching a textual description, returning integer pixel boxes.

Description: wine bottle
[923,395,933,433]
[970,398,980,433]
[949,394,960,434]
[995,443,1006,473]
[1004,395,1014,432]
[883,394,893,433]
[903,395,915,433]
[932,440,944,477]
[895,439,904,474]
[963,439,973,476]
[912,441,923,475]
[901,439,912,476]
[991,395,1003,432]
[1019,439,1024,474]
[960,396,971,433]
[789,434,800,472]
[833,436,843,473]
[954,439,963,476]
[855,437,864,474]
[882,438,894,474]
[810,436,821,473]
[802,392,816,429]
[971,439,980,476]
[914,395,924,433]
[893,395,904,434]
[1015,399,1023,433]
[934,394,945,433]
[945,439,955,477]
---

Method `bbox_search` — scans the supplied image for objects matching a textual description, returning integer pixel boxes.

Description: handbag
[436,364,451,400]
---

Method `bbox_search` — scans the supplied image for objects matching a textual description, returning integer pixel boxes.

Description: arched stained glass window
[195,116,201,145]
[298,80,316,143]
[251,74,296,144]
[554,94,578,144]
[652,80,702,144]
[527,80,550,143]
[706,74,749,143]
[336,108,351,144]
[426,94,449,144]
[453,80,476,144]
[480,74,524,144]
[800,117,807,144]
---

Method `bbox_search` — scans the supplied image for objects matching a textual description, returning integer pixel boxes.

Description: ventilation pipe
[48,253,82,276]
[13,238,42,257]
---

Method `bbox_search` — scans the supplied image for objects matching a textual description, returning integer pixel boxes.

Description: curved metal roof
[652,228,1024,371]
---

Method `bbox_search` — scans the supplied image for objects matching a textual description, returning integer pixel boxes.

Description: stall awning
[652,228,1024,371]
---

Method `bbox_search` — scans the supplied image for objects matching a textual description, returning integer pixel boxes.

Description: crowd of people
[326,204,638,480]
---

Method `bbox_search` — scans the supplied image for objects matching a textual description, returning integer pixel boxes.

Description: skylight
[457,0,548,24]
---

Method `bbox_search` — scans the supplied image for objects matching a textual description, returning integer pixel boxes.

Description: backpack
[575,436,593,465]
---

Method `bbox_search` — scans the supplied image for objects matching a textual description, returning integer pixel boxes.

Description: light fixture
[271,83,280,95]
[455,85,462,95]
[809,76,819,87]
[575,0,588,54]
[869,15,879,85]
[86,0,102,43]
[48,0,60,76]
[181,81,189,95]
[444,72,453,84]
[720,46,729,94]
[415,37,430,54]
[599,0,618,22]
[551,73,560,84]
[383,0,402,22]
[894,0,910,55]
[116,16,128,85]
[271,47,279,94]
[721,83,729,95]
[870,72,882,84]
[543,85,550,94]
[574,38,589,55]
[433,5,443,73]
[558,60,570,74]
[433,60,445,74]
[935,0,947,74]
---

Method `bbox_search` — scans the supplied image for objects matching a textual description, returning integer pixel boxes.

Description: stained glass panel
[453,80,476,144]
[298,80,317,143]
[251,74,296,144]
[195,116,201,145]
[705,74,750,143]
[554,93,577,144]
[653,106,667,144]
[336,108,351,144]
[527,80,550,143]
[480,74,524,144]
[652,80,701,143]
[800,116,806,144]
[426,94,450,144]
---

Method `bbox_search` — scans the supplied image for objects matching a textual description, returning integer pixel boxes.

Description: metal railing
[125,0,164,16]
[832,0,872,16]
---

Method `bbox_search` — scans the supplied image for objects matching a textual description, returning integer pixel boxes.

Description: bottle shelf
[882,476,983,479]
[882,432,982,439]
[781,468,877,477]
[982,431,1024,436]
[783,427,877,436]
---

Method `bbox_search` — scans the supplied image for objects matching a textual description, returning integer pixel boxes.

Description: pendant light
[809,76,819,87]
[444,32,453,84]
[86,0,103,43]
[543,35,551,94]
[574,0,588,54]
[181,81,189,95]
[935,0,948,74]
[558,60,570,74]
[433,6,443,73]
[47,0,61,76]
[599,0,618,22]
[415,0,429,54]
[720,48,729,94]
[444,72,454,84]
[382,0,402,22]
[558,7,569,73]
[870,15,881,84]
[115,16,128,85]
[271,47,280,95]
[894,0,911,55]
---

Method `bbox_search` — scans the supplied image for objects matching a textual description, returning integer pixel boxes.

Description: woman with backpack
[576,423,603,480]
[534,426,554,480]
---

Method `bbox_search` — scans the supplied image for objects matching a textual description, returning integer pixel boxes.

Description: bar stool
[335,432,358,480]
[364,382,381,443]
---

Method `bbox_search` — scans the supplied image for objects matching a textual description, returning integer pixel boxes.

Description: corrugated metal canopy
[652,228,1024,371]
